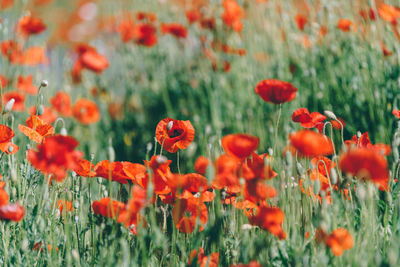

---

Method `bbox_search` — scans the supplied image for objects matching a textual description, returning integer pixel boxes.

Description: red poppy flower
[248,204,286,239]
[222,0,244,32]
[0,188,9,206]
[325,228,354,256]
[92,198,126,219]
[331,118,346,130]
[172,197,208,233]
[17,75,38,95]
[243,180,277,203]
[186,10,201,24]
[337,19,353,32]
[255,79,298,104]
[194,156,210,175]
[117,186,147,234]
[161,23,188,38]
[95,160,147,185]
[344,132,391,156]
[155,118,195,153]
[72,99,101,125]
[0,40,23,64]
[0,0,13,9]
[212,154,241,194]
[134,23,158,47]
[292,108,312,123]
[18,115,54,143]
[50,91,72,117]
[339,148,389,190]
[18,15,46,36]
[3,91,25,111]
[289,130,334,157]
[393,109,400,118]
[0,203,25,221]
[242,152,277,181]
[381,41,392,57]
[360,8,376,21]
[222,134,259,159]
[29,105,58,123]
[144,155,173,194]
[27,135,83,182]
[378,4,400,25]
[80,50,109,73]
[22,47,49,66]
[74,158,96,177]
[188,248,220,267]
[295,14,308,31]
[300,112,326,131]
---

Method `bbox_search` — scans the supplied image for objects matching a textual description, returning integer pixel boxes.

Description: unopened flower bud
[155,155,168,164]
[357,131,362,138]
[330,168,338,185]
[41,80,48,87]
[8,145,14,153]
[108,146,115,162]
[313,178,321,195]
[4,98,14,112]
[60,127,67,136]
[324,110,337,120]
[166,121,173,131]
[37,105,44,115]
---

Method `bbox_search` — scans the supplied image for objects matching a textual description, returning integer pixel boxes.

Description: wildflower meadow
[1,0,400,266]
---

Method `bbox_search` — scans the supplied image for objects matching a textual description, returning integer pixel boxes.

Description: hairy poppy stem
[177,151,181,174]
[273,104,282,160]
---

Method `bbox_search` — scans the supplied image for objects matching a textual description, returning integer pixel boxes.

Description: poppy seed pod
[324,110,337,120]
[60,127,67,136]
[37,105,44,115]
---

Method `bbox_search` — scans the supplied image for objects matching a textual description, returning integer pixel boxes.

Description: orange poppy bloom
[3,91,25,111]
[345,132,391,156]
[378,3,400,25]
[80,50,109,73]
[18,15,46,37]
[186,10,201,24]
[50,91,72,117]
[222,134,259,159]
[134,23,158,47]
[0,0,13,9]
[295,14,308,31]
[117,186,147,234]
[222,0,244,32]
[255,79,298,104]
[22,46,49,66]
[161,23,188,38]
[337,19,353,32]
[0,188,9,206]
[172,197,208,233]
[311,156,335,177]
[17,75,38,95]
[27,135,83,182]
[292,109,326,132]
[18,115,54,143]
[0,125,17,155]
[242,152,277,181]
[33,242,59,253]
[289,130,334,157]
[72,99,101,125]
[243,180,277,203]
[194,156,210,175]
[92,198,126,219]
[248,204,286,239]
[212,154,241,194]
[325,228,354,256]
[57,199,73,215]
[155,118,195,153]
[0,40,23,64]
[188,247,220,267]
[74,158,96,177]
[144,155,173,194]
[29,105,58,123]
[381,41,392,56]
[331,118,346,130]
[0,203,25,221]
[95,160,147,185]
[393,109,400,118]
[339,148,389,190]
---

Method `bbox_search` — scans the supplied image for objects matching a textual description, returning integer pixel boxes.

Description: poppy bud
[296,162,304,175]
[73,201,79,209]
[38,105,44,115]
[166,121,174,131]
[108,146,115,162]
[60,127,67,136]
[40,80,48,87]
[268,148,274,156]
[330,168,338,185]
[357,131,362,138]
[8,145,14,153]
[155,155,168,164]
[356,184,366,201]
[11,168,17,182]
[324,110,337,120]
[4,98,15,112]
[313,178,321,195]
[146,142,153,152]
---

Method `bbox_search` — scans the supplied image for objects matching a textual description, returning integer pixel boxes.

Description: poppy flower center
[167,128,183,138]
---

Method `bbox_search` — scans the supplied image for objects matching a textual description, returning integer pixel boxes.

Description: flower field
[1,0,400,266]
